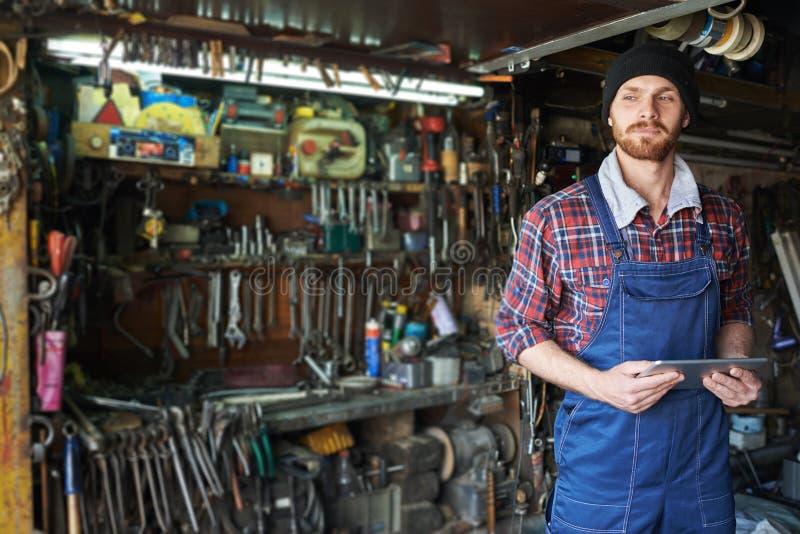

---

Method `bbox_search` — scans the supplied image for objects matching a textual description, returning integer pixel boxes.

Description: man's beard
[613,119,680,162]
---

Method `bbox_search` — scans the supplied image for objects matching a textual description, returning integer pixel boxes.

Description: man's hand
[589,360,684,414]
[703,367,761,407]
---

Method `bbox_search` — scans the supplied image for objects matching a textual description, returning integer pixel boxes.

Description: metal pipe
[679,134,796,159]
[678,152,781,171]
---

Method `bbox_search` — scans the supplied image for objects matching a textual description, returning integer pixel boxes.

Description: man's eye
[623,95,635,101]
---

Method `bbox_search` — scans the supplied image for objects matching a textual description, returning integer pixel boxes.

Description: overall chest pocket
[621,267,711,301]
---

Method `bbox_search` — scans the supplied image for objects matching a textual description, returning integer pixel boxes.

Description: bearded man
[496,44,761,533]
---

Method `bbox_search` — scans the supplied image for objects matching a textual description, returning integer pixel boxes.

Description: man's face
[608,75,689,162]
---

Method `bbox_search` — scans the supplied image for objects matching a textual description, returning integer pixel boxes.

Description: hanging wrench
[207,271,221,348]
[288,267,300,339]
[243,273,253,340]
[337,181,347,222]
[224,270,246,350]
[359,182,368,232]
[342,283,356,372]
[380,186,389,239]
[370,186,380,235]
[320,182,331,226]
[187,282,204,339]
[253,285,265,341]
[348,183,357,233]
[171,407,217,527]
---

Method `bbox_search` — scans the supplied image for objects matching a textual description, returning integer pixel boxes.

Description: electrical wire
[534,382,547,428]
[0,302,7,384]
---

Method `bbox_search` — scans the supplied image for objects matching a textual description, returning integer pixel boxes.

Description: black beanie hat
[601,44,699,126]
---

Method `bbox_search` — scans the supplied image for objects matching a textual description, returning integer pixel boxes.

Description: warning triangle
[93,100,124,125]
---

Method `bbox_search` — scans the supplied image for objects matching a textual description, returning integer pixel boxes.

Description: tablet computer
[637,358,768,389]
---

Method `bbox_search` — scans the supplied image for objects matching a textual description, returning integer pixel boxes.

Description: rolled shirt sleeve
[719,201,753,326]
[495,205,562,363]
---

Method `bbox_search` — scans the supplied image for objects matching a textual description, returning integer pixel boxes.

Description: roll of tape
[706,14,744,55]
[0,41,19,97]
[727,13,753,55]
[678,12,710,42]
[725,14,765,61]
[689,15,726,48]
[689,16,727,48]
[646,14,694,41]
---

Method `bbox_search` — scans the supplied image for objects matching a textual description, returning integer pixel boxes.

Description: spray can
[390,304,408,347]
[365,319,381,377]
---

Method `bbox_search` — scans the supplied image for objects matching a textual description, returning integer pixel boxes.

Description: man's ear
[608,117,613,127]
[682,111,690,128]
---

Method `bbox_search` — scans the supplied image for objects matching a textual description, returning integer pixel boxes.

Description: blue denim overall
[547,175,733,533]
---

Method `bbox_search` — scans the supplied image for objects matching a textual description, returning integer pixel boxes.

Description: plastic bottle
[226,143,238,173]
[365,319,381,377]
[335,449,359,497]
[440,109,459,183]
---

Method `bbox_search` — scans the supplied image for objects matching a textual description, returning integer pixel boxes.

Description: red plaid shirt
[495,180,752,363]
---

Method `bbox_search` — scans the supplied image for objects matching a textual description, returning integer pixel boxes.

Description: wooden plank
[0,142,32,532]
[71,121,221,169]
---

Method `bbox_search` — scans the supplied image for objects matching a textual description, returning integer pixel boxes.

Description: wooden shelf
[97,159,459,194]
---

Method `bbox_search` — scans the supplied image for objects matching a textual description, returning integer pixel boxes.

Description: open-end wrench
[267,277,277,328]
[337,181,347,222]
[95,451,118,534]
[288,267,300,339]
[348,183,357,233]
[359,182,368,232]
[171,407,216,527]
[343,282,356,372]
[380,187,389,239]
[370,186,380,235]
[440,187,450,263]
[163,418,198,533]
[243,274,253,340]
[333,258,344,350]
[187,282,204,339]
[255,215,265,257]
[301,267,312,343]
[320,182,330,226]
[138,433,168,532]
[224,270,246,350]
[124,432,147,532]
[107,443,125,532]
[147,429,171,530]
[166,285,190,359]
[253,285,265,341]
[207,271,221,348]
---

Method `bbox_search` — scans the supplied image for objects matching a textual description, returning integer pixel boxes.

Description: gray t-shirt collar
[596,150,701,229]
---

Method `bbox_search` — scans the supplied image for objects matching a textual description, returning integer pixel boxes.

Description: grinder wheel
[423,426,455,482]
[490,423,517,464]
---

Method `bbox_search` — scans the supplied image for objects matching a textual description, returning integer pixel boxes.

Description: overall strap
[584,175,628,263]
[694,188,712,257]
